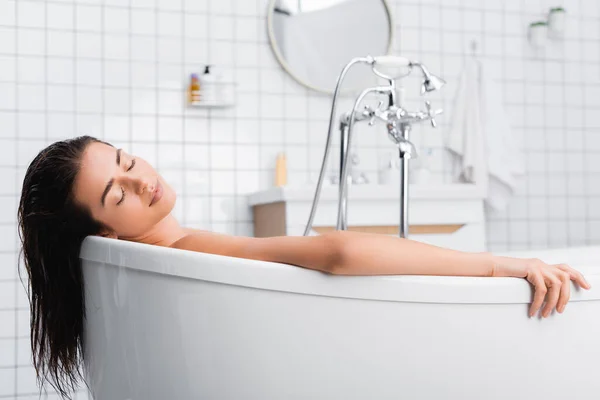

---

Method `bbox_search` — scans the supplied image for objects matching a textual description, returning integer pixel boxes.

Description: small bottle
[188,73,201,104]
[200,65,217,104]
[274,152,287,187]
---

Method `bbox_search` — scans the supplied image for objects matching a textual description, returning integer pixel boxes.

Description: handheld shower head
[411,62,446,94]
[422,74,446,93]
[371,56,412,80]
[370,57,445,94]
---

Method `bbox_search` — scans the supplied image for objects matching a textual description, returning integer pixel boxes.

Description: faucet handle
[424,101,443,128]
[366,101,385,126]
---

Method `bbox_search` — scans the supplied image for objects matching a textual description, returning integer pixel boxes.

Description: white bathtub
[81,236,600,400]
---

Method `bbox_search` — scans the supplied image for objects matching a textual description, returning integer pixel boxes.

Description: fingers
[528,270,547,317]
[554,271,570,314]
[540,275,561,318]
[529,263,592,318]
[556,264,592,290]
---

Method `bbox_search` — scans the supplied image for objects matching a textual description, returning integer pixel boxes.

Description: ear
[97,231,117,239]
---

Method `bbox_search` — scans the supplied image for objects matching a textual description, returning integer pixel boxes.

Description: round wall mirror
[267,0,394,94]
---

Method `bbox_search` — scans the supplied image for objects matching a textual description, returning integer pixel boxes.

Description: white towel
[446,57,524,211]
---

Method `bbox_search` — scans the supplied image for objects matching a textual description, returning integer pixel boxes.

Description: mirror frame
[266,0,395,94]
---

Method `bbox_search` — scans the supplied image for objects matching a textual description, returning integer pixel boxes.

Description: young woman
[18,135,591,397]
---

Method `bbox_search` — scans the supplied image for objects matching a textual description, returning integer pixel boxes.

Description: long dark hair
[17,135,110,398]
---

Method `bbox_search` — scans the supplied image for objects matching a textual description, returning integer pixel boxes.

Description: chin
[160,182,177,213]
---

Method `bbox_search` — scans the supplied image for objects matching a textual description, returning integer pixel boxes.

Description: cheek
[106,200,151,234]
[157,180,177,207]
[163,185,178,210]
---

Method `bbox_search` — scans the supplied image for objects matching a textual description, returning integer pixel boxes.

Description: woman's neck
[124,214,189,247]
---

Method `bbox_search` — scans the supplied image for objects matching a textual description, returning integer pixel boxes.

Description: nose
[122,175,154,196]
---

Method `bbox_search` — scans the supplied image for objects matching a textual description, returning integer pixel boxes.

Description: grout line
[13,0,19,396]
[100,2,105,143]
[502,0,514,250]
[154,1,159,176]
[580,0,591,245]
[232,3,239,235]
[516,0,530,250]
[181,2,187,227]
[128,1,133,154]
[206,0,213,231]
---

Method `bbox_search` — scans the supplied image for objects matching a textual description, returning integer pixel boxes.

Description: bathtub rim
[80,236,600,305]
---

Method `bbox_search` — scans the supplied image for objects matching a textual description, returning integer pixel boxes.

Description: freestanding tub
[81,236,600,400]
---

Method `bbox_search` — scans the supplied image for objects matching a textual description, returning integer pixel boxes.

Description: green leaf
[529,21,548,27]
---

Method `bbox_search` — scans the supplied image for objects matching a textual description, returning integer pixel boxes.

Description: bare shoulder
[169,229,339,274]
[170,229,252,255]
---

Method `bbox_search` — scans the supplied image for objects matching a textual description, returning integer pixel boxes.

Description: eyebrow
[100,149,122,207]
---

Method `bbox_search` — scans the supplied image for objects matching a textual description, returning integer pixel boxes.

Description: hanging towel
[446,57,524,211]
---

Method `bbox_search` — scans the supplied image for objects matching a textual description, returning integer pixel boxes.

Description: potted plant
[529,21,548,47]
[548,7,566,37]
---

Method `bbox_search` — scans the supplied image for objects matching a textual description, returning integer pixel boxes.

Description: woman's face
[73,142,176,238]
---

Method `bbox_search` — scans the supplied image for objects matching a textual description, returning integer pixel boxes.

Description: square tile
[17,1,45,28]
[158,116,183,141]
[104,34,130,60]
[210,171,235,194]
[47,85,74,112]
[0,27,16,53]
[131,116,157,141]
[48,2,75,30]
[76,32,102,58]
[48,58,75,84]
[76,4,102,31]
[18,84,45,111]
[0,1,15,26]
[104,7,130,33]
[158,11,182,36]
[17,29,45,56]
[0,56,16,82]
[18,112,45,139]
[104,61,130,87]
[131,90,157,115]
[0,310,15,338]
[0,368,15,396]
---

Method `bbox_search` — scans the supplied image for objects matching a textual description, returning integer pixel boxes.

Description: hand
[490,255,592,318]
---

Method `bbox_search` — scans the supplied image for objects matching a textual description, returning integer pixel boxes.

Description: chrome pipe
[304,55,444,238]
[398,123,411,238]
[336,86,390,230]
[303,57,372,236]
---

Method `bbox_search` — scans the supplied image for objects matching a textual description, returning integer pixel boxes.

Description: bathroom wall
[0,0,599,398]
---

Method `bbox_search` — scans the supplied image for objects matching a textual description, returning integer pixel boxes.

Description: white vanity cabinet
[248,184,487,252]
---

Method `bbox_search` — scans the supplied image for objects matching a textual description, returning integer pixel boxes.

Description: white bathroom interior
[1,0,600,398]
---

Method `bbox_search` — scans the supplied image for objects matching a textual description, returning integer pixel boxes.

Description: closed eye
[116,159,135,206]
[117,187,125,206]
[127,159,136,172]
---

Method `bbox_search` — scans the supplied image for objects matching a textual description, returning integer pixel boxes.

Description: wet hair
[17,135,111,398]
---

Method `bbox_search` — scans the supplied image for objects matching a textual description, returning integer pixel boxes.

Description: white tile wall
[0,0,599,398]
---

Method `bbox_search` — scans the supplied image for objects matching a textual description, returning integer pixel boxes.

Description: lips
[149,179,163,206]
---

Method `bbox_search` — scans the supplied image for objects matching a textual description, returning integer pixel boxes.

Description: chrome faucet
[303,56,445,238]
[364,100,442,236]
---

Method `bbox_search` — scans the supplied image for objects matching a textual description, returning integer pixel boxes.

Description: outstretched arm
[171,229,591,317]
[171,229,491,276]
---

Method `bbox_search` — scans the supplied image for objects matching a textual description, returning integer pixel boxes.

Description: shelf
[187,101,235,109]
[248,183,486,207]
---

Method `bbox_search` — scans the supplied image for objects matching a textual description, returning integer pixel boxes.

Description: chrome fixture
[303,56,445,238]
[411,62,447,94]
